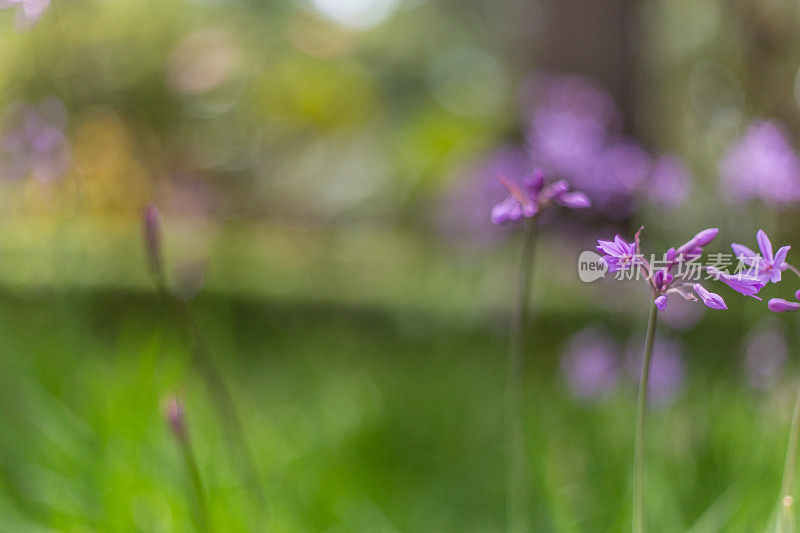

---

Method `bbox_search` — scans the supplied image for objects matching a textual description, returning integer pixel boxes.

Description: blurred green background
[3,0,800,530]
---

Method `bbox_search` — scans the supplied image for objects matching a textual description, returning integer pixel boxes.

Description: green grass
[0,287,794,531]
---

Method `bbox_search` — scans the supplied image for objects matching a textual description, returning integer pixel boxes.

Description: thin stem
[157,285,268,518]
[778,383,800,533]
[179,432,213,532]
[507,218,537,533]
[633,302,659,533]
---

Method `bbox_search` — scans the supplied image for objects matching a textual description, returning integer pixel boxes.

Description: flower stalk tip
[143,204,164,282]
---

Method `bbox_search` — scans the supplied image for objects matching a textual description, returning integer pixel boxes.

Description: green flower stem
[178,430,213,532]
[507,218,537,533]
[633,302,659,533]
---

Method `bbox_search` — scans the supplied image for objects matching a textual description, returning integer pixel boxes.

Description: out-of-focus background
[3,0,800,530]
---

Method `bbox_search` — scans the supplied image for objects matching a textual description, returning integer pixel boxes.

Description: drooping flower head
[596,227,758,311]
[490,168,590,225]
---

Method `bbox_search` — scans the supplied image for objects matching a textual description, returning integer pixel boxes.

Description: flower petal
[774,245,791,268]
[757,229,774,262]
[693,284,728,310]
[654,295,668,311]
[768,298,800,313]
[731,243,759,267]
[556,191,591,209]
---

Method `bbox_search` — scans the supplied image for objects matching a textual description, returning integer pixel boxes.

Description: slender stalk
[507,218,537,533]
[778,383,800,533]
[633,302,659,533]
[157,284,268,517]
[179,431,213,532]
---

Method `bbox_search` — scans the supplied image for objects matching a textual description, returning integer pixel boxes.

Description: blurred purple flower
[627,336,686,405]
[435,146,529,246]
[743,321,787,389]
[490,169,590,225]
[523,74,696,218]
[719,121,800,205]
[560,326,620,401]
[0,99,69,183]
[647,155,691,208]
[0,0,49,28]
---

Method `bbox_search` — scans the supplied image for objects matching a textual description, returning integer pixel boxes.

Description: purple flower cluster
[719,121,800,206]
[490,168,590,225]
[524,75,691,216]
[0,99,70,183]
[597,227,767,312]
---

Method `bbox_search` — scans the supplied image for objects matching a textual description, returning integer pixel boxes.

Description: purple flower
[560,326,620,401]
[731,230,791,284]
[596,235,637,272]
[676,228,719,257]
[705,266,765,300]
[719,121,800,205]
[768,298,800,313]
[490,168,590,225]
[693,284,727,310]
[596,227,735,311]
[0,0,50,28]
[647,155,692,208]
[0,99,69,183]
[437,146,529,246]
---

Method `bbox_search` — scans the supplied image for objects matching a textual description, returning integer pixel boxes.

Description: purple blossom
[523,73,693,218]
[490,168,590,225]
[596,227,734,311]
[768,298,800,313]
[693,284,727,310]
[436,146,529,246]
[560,327,620,401]
[731,230,791,284]
[647,155,692,208]
[705,267,765,300]
[0,0,50,28]
[596,235,637,273]
[0,99,69,183]
[719,121,800,205]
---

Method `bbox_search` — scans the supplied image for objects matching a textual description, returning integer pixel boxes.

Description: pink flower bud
[768,298,800,313]
[142,204,163,280]
[164,394,186,439]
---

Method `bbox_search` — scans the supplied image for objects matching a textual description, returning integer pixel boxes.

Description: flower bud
[142,204,163,280]
[768,298,800,313]
[164,394,186,440]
